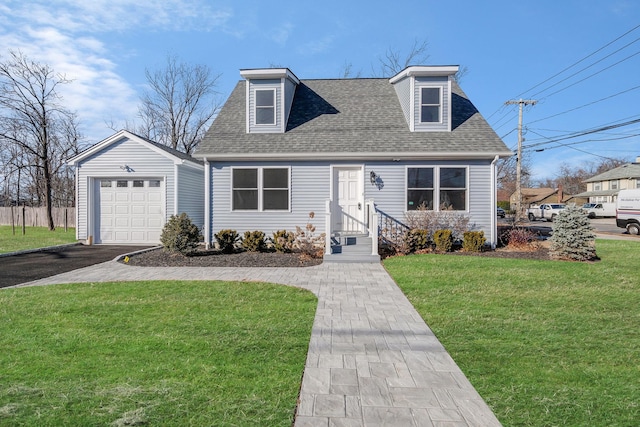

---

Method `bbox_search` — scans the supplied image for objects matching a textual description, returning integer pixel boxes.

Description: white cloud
[0,0,233,142]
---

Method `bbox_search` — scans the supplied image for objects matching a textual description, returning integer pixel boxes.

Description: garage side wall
[176,164,205,230]
[75,138,176,242]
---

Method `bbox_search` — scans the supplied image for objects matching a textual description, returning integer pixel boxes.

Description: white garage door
[97,178,164,244]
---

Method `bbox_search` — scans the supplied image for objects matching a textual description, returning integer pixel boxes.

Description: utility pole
[505,99,537,222]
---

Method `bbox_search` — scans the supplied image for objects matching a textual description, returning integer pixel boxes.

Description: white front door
[332,166,363,233]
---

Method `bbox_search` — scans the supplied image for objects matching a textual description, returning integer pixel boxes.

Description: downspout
[490,155,499,249]
[204,158,211,249]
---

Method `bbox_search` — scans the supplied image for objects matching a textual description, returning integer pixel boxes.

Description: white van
[616,189,640,235]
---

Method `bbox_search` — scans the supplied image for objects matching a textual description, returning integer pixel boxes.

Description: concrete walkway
[11,261,501,427]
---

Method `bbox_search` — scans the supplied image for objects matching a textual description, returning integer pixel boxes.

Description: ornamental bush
[160,213,201,255]
[462,231,486,252]
[433,229,453,253]
[241,230,266,252]
[214,229,240,254]
[549,205,597,261]
[272,230,294,253]
[404,229,430,253]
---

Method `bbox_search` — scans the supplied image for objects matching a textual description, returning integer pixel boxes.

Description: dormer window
[240,68,300,134]
[255,89,275,125]
[420,87,441,123]
[389,65,458,132]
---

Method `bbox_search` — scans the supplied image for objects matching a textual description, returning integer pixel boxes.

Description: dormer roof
[194,67,512,161]
[388,65,459,84]
[240,68,300,84]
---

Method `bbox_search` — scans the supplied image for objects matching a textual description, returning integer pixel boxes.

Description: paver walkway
[11,260,502,427]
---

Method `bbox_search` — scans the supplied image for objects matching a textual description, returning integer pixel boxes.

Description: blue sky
[1,0,639,181]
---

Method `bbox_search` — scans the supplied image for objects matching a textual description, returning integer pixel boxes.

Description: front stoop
[323,234,380,263]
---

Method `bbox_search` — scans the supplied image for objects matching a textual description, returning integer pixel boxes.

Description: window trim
[254,88,276,126]
[419,87,442,124]
[405,165,469,212]
[231,166,291,212]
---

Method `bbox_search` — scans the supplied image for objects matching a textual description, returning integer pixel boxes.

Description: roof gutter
[193,150,514,162]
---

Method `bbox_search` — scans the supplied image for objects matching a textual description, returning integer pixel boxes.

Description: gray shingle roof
[195,78,511,160]
[583,163,640,182]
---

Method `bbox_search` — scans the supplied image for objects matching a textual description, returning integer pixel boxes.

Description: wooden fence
[0,207,75,228]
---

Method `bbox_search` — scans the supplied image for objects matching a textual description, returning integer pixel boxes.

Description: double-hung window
[439,167,466,210]
[407,167,434,210]
[407,167,467,211]
[255,89,275,125]
[232,167,289,211]
[420,87,441,123]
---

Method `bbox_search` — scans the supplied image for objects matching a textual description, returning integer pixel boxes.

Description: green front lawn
[0,281,317,426]
[384,239,640,426]
[0,226,76,254]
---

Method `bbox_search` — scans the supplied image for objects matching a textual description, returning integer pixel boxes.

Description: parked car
[496,207,506,218]
[526,204,566,222]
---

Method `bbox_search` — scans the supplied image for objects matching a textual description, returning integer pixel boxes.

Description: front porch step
[324,234,380,263]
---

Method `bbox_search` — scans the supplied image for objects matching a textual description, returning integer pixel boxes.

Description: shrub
[214,229,240,254]
[549,205,597,261]
[292,212,325,259]
[272,230,294,253]
[404,229,430,253]
[433,229,453,253]
[501,227,539,250]
[404,207,471,241]
[160,213,201,255]
[241,230,266,252]
[463,231,486,252]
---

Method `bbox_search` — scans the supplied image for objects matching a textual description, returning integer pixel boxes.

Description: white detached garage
[68,130,204,245]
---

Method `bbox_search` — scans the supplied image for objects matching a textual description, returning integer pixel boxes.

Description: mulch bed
[123,243,551,268]
[124,248,323,268]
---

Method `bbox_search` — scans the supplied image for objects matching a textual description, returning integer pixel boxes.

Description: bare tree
[0,50,81,229]
[138,55,221,154]
[375,38,468,82]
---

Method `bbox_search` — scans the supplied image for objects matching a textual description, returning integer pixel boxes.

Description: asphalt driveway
[0,244,153,288]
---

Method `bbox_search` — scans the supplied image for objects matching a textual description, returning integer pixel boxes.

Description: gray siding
[393,76,411,126]
[284,78,297,125]
[177,164,205,230]
[364,160,494,240]
[247,79,282,133]
[75,138,175,240]
[207,159,496,244]
[414,76,450,132]
[209,161,330,239]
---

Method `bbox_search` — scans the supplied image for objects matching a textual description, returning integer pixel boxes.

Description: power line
[516,23,640,98]
[528,84,640,125]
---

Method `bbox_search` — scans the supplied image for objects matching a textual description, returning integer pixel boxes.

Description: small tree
[549,205,597,261]
[160,213,201,254]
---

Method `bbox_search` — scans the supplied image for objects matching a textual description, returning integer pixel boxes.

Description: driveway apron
[11,261,501,427]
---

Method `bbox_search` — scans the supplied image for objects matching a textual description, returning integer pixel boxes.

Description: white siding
[283,78,297,126]
[75,138,175,241]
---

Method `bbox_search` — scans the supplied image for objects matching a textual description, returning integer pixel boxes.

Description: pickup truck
[526,203,566,222]
[582,202,616,218]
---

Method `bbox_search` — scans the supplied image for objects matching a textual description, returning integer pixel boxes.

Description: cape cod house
[193,66,512,259]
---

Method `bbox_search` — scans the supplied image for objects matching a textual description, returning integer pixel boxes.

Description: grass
[384,239,640,426]
[0,280,317,426]
[0,226,76,254]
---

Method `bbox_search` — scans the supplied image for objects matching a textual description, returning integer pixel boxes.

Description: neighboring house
[193,66,512,254]
[574,157,640,203]
[511,186,584,211]
[68,130,204,245]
